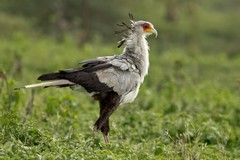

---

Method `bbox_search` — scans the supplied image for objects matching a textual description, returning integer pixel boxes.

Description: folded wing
[38,55,140,95]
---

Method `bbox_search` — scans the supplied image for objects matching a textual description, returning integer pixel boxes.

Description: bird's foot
[103,134,109,143]
[92,125,110,143]
[92,125,98,141]
[93,125,99,132]
[92,125,99,138]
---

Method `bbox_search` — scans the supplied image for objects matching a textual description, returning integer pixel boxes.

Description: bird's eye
[142,23,150,29]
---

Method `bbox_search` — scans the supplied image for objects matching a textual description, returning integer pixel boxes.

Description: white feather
[18,80,74,89]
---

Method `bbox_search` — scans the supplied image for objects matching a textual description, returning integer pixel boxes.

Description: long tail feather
[14,79,75,90]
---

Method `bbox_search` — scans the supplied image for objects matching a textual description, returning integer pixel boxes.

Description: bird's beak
[152,28,158,38]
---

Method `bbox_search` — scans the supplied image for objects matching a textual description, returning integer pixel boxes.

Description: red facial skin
[141,23,152,32]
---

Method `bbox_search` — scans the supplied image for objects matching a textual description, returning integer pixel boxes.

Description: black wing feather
[37,60,114,93]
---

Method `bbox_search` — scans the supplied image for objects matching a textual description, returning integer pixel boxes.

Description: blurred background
[0,0,240,159]
[0,0,239,55]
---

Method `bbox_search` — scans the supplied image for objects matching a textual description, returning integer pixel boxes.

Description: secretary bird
[15,17,157,143]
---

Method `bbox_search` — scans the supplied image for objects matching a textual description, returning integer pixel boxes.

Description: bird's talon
[93,125,99,132]
[103,134,109,143]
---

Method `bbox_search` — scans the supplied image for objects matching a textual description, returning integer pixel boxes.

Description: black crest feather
[115,13,135,48]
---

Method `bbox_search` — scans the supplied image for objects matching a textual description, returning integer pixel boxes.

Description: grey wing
[95,56,140,95]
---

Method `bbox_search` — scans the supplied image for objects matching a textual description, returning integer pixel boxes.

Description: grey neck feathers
[123,32,150,82]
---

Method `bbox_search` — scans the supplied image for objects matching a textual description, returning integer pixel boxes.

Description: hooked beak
[152,28,158,38]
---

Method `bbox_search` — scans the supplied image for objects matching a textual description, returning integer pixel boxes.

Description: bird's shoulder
[80,55,138,72]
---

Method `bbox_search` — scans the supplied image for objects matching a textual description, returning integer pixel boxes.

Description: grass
[0,34,240,159]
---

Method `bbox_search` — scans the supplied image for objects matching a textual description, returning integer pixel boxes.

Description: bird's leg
[93,92,120,142]
[101,119,110,143]
[92,124,109,143]
[99,100,110,143]
[95,97,110,143]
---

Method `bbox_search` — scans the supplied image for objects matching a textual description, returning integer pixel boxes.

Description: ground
[0,35,240,159]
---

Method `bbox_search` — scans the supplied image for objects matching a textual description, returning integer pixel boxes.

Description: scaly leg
[101,119,110,143]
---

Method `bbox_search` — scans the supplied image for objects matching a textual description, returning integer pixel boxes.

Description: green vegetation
[0,0,240,159]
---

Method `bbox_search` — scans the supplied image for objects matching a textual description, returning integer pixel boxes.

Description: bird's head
[115,16,157,48]
[132,21,157,38]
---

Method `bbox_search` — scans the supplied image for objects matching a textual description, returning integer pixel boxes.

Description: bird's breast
[119,83,140,104]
